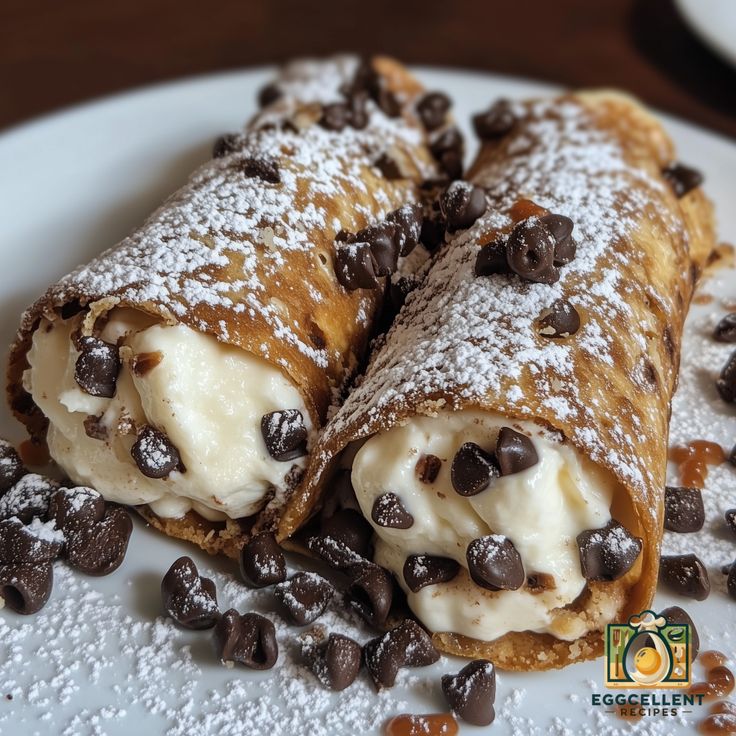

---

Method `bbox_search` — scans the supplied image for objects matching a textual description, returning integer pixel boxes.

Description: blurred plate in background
[677,0,736,68]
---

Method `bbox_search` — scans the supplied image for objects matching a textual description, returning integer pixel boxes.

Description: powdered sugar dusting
[315,95,690,524]
[0,474,59,521]
[21,56,435,382]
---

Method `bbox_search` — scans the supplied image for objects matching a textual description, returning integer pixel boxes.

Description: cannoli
[282,92,715,669]
[7,56,450,558]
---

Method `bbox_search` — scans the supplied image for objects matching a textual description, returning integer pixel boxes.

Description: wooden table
[2,0,736,138]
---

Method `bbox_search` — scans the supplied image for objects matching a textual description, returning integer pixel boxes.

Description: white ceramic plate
[1,68,735,736]
[676,0,736,68]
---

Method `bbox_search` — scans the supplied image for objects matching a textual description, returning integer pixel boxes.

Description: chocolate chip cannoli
[282,92,716,669]
[7,56,453,558]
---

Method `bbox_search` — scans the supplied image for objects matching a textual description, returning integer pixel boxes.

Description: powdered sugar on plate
[0,547,426,736]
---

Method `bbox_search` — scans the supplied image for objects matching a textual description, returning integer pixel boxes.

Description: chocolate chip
[74,336,120,398]
[0,474,59,523]
[415,454,442,484]
[274,572,333,625]
[319,103,351,131]
[715,314,736,343]
[335,241,381,291]
[374,153,403,181]
[258,82,282,108]
[472,100,515,140]
[386,203,423,257]
[374,87,401,118]
[260,409,308,462]
[726,508,736,536]
[403,554,460,592]
[495,427,539,476]
[663,162,703,198]
[240,156,280,184]
[239,532,286,588]
[346,561,393,628]
[131,426,182,479]
[349,60,401,118]
[212,133,240,159]
[364,620,439,689]
[65,505,132,576]
[467,535,525,591]
[726,562,736,601]
[474,239,511,277]
[539,213,575,266]
[538,299,581,338]
[161,556,219,629]
[716,350,736,403]
[442,659,496,726]
[0,440,25,493]
[371,493,414,529]
[450,443,499,497]
[0,517,63,564]
[347,90,369,129]
[214,609,278,669]
[440,182,486,233]
[660,605,700,659]
[506,219,559,284]
[0,562,53,615]
[429,128,464,180]
[416,92,451,131]
[307,632,362,691]
[419,215,446,252]
[48,486,105,533]
[577,520,642,581]
[664,486,705,533]
[356,224,399,276]
[659,553,710,600]
[320,509,373,560]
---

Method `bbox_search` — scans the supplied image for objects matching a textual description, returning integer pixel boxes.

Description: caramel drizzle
[384,713,459,736]
[692,651,735,701]
[699,700,736,734]
[669,441,726,489]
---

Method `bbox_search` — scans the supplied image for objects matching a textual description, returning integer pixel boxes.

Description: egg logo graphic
[634,646,661,676]
[604,610,691,689]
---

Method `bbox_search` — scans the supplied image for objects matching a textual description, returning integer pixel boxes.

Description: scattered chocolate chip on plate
[659,553,711,600]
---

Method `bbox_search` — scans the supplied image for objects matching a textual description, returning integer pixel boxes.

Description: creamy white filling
[351,410,616,642]
[24,308,312,520]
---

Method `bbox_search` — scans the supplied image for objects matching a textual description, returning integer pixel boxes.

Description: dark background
[2,0,736,138]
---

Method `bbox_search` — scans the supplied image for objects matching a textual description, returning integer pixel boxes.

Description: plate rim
[675,0,736,69]
[2,63,736,152]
